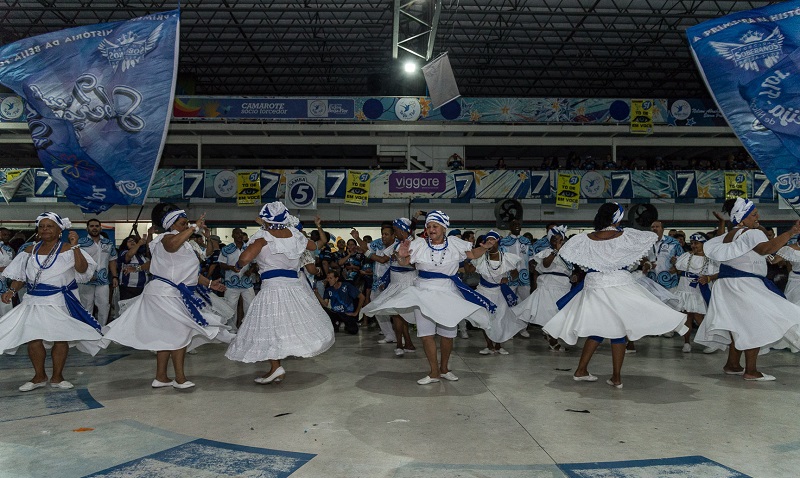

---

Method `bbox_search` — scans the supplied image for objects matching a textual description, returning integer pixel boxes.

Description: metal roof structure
[0,0,782,98]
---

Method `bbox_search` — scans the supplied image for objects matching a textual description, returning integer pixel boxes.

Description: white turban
[612,203,625,224]
[393,217,412,233]
[730,197,755,226]
[36,212,71,230]
[259,201,290,224]
[425,210,450,228]
[162,209,187,230]
[547,225,568,240]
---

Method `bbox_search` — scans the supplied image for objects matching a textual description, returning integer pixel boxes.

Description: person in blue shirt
[320,269,365,335]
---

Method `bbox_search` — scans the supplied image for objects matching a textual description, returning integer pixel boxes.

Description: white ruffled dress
[474,252,528,343]
[0,246,103,355]
[631,271,681,310]
[542,229,688,345]
[225,229,335,362]
[361,241,418,319]
[673,252,718,314]
[696,229,800,353]
[102,232,234,352]
[512,248,573,326]
[777,246,800,306]
[360,236,493,331]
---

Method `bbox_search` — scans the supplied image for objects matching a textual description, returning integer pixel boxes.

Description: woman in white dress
[225,202,335,384]
[474,230,527,355]
[775,238,800,305]
[696,198,800,381]
[361,218,418,356]
[543,203,687,389]
[672,233,719,353]
[0,212,103,392]
[102,208,232,389]
[366,210,496,385]
[512,226,573,351]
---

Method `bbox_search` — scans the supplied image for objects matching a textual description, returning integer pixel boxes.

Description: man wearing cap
[218,228,255,332]
[78,218,118,326]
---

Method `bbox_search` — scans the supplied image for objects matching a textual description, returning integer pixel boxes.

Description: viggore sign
[389,172,447,193]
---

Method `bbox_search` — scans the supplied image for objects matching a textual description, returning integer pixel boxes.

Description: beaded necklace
[267,223,287,230]
[688,252,709,276]
[427,237,448,266]
[485,250,503,271]
[28,241,61,290]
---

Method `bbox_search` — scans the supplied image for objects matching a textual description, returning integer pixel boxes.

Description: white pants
[223,287,256,327]
[371,288,397,342]
[79,283,110,326]
[416,311,457,338]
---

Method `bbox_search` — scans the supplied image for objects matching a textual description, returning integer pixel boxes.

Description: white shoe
[478,347,494,355]
[254,366,285,384]
[403,348,416,353]
[744,373,776,382]
[662,331,675,338]
[46,380,73,390]
[459,331,469,339]
[377,339,395,344]
[625,349,637,354]
[573,374,598,382]
[18,381,48,392]
[703,346,717,354]
[496,347,509,355]
[440,371,459,381]
[519,330,530,338]
[417,375,440,385]
[187,349,198,355]
[394,348,404,356]
[172,380,195,389]
[682,343,692,353]
[151,379,175,388]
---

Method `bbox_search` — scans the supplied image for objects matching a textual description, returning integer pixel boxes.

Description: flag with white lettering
[688,2,800,207]
[0,10,180,213]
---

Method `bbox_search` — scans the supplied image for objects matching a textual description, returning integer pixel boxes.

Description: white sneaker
[682,343,692,353]
[394,348,404,356]
[440,371,459,381]
[496,347,509,355]
[459,331,469,339]
[478,347,494,355]
[519,330,530,338]
[377,339,395,344]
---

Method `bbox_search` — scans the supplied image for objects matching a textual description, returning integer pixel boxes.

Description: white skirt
[633,271,681,310]
[674,288,708,314]
[362,276,492,330]
[361,270,416,320]
[225,277,335,362]
[695,276,800,354]
[0,301,103,356]
[784,276,800,306]
[543,271,688,345]
[512,281,571,327]
[476,284,528,343]
[102,281,234,352]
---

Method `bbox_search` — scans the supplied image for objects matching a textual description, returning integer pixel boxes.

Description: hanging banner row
[0,168,773,207]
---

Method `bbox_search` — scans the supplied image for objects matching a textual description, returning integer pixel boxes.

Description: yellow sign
[556,173,580,209]
[630,99,653,135]
[236,170,261,206]
[5,170,24,182]
[724,172,748,199]
[345,170,370,206]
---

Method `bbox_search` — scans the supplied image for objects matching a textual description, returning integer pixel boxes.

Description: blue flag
[0,10,180,213]
[688,1,800,207]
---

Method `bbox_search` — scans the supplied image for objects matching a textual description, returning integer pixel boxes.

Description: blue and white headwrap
[730,197,755,226]
[485,230,501,241]
[162,209,187,230]
[547,225,568,240]
[35,212,71,230]
[259,201,290,224]
[612,203,625,224]
[425,210,450,228]
[393,217,412,233]
[689,233,707,243]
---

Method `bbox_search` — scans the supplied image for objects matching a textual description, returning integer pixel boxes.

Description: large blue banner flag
[688,1,800,207]
[0,10,179,213]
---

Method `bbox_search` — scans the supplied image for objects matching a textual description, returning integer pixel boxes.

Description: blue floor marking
[0,353,129,370]
[0,388,103,423]
[559,455,751,477]
[85,438,316,477]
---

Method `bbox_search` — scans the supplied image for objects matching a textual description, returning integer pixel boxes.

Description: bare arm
[234,238,267,271]
[67,231,89,273]
[753,221,800,255]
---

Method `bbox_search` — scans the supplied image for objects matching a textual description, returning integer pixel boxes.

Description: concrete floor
[0,327,796,477]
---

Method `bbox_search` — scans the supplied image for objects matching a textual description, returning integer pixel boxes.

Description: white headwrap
[162,209,187,230]
[730,197,755,225]
[393,217,412,233]
[36,212,71,230]
[425,210,450,228]
[689,232,707,243]
[612,203,625,224]
[286,214,300,229]
[485,230,501,241]
[259,201,290,224]
[547,225,568,240]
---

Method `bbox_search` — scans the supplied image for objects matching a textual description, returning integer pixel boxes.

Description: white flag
[422,52,460,109]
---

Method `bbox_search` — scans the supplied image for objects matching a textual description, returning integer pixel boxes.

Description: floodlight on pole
[404,61,417,73]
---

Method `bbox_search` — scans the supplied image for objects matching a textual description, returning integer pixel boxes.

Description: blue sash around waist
[375,264,414,290]
[26,280,102,332]
[195,285,213,306]
[417,270,497,313]
[718,263,785,299]
[681,271,712,305]
[556,270,599,310]
[151,275,208,327]
[478,277,518,306]
[260,269,299,280]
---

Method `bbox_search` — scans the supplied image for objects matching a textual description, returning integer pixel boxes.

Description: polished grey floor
[0,327,796,477]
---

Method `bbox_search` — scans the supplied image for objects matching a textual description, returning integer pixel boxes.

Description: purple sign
[389,172,446,193]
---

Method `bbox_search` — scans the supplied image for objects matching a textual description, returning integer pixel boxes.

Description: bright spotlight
[404,61,417,73]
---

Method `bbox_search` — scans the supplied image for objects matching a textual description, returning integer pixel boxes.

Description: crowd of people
[1,197,799,392]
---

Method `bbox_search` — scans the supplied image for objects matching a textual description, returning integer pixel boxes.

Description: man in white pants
[218,228,255,331]
[78,219,117,326]
[357,223,397,345]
